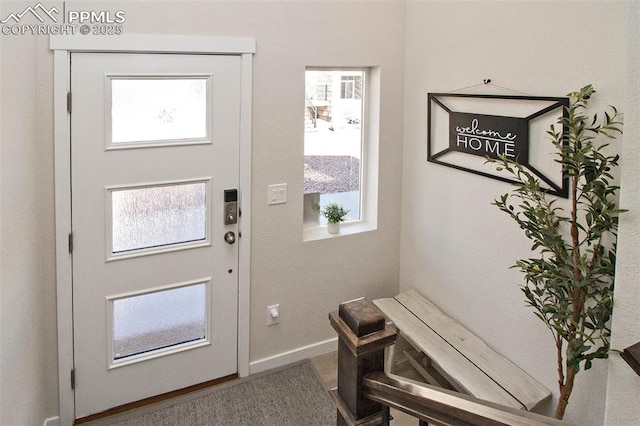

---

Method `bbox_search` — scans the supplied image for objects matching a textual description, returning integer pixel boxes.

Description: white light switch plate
[268,183,287,205]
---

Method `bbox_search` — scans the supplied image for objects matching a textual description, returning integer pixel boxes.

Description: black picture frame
[427,93,570,198]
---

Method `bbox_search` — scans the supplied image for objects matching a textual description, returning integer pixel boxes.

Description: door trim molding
[51,35,254,425]
[50,34,256,54]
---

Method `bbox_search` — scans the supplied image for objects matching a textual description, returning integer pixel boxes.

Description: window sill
[303,221,376,242]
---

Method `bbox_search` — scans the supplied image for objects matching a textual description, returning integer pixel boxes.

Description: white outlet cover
[267,304,280,326]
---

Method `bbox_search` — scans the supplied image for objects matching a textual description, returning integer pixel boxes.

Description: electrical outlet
[267,304,280,326]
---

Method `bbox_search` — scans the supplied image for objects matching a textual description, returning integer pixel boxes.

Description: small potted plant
[319,202,349,234]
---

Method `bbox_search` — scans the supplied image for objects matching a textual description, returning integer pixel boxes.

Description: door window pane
[111,78,208,144]
[111,182,207,254]
[112,283,206,360]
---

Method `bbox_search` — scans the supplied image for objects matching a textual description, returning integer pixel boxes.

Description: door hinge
[71,369,76,389]
[68,233,73,254]
[67,91,72,113]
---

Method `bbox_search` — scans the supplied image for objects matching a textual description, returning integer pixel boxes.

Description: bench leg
[385,345,396,373]
[386,332,414,373]
[381,405,391,426]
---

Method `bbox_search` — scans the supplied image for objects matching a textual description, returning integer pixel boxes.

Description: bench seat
[373,290,551,411]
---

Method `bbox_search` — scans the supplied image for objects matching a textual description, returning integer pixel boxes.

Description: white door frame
[50,35,254,425]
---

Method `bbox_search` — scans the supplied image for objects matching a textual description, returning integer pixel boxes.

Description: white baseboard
[249,337,338,375]
[44,417,60,426]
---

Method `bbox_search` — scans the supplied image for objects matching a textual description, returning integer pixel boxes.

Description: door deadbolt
[224,189,238,225]
[224,231,236,245]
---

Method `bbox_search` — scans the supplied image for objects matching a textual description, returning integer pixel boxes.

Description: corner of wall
[604,2,640,424]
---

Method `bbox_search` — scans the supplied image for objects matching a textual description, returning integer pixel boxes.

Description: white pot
[327,222,340,234]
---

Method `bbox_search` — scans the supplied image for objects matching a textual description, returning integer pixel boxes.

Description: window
[315,84,328,101]
[109,180,209,257]
[109,281,208,364]
[304,68,378,239]
[109,77,210,147]
[340,75,362,100]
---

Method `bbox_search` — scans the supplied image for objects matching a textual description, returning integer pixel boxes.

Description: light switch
[268,183,287,205]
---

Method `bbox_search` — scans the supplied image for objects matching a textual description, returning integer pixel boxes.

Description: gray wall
[2,1,639,425]
[400,2,631,425]
[604,2,640,424]
[0,1,405,424]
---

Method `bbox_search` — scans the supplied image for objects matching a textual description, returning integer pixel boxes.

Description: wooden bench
[373,290,551,412]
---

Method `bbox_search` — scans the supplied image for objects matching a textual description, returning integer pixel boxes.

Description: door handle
[224,231,236,245]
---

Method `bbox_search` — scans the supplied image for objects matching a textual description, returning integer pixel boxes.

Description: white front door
[71,52,241,419]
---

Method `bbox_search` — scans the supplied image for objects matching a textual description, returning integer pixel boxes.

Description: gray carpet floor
[111,362,336,426]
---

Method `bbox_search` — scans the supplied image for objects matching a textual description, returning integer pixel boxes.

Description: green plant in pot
[486,85,623,420]
[319,202,349,234]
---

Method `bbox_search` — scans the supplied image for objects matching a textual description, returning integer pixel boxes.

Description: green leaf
[487,84,623,399]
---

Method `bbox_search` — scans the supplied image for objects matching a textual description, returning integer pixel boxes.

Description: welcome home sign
[427,93,569,197]
[450,112,527,162]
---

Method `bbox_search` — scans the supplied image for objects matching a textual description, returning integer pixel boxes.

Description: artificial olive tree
[488,85,623,419]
